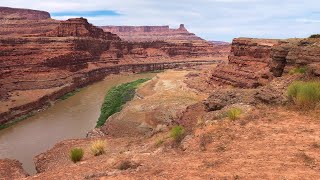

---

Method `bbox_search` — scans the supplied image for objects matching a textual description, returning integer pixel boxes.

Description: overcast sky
[1,0,320,41]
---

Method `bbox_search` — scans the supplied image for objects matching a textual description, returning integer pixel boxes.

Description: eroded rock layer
[46,18,121,40]
[270,37,320,77]
[101,24,230,58]
[210,38,280,88]
[0,7,60,36]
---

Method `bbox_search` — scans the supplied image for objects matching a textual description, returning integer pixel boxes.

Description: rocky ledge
[0,159,29,179]
[209,37,320,88]
[209,38,279,88]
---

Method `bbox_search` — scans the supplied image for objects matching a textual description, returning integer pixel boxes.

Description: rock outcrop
[46,18,121,40]
[0,159,29,179]
[0,7,50,20]
[270,37,320,77]
[209,38,280,88]
[209,37,320,88]
[0,7,60,36]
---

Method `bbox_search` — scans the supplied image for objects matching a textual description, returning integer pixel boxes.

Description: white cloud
[1,0,320,41]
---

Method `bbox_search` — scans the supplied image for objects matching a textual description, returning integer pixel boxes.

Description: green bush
[70,148,84,163]
[226,108,242,121]
[287,81,320,109]
[96,78,151,127]
[289,67,307,75]
[170,125,185,142]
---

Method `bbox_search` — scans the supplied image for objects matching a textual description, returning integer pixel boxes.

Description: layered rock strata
[210,37,320,88]
[0,7,60,36]
[270,37,320,77]
[101,24,202,42]
[101,24,230,59]
[210,38,280,88]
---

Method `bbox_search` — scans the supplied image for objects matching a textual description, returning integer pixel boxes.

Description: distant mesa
[0,6,58,36]
[46,17,121,40]
[100,24,203,42]
[209,41,230,46]
[0,6,50,20]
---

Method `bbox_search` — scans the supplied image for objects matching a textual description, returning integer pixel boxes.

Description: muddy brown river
[0,73,157,175]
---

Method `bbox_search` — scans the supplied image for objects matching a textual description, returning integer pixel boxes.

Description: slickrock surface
[210,38,280,88]
[0,159,28,179]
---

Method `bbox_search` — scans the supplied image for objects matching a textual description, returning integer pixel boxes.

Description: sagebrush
[289,67,307,75]
[70,148,84,163]
[90,140,106,156]
[287,81,320,109]
[226,108,242,121]
[170,125,185,142]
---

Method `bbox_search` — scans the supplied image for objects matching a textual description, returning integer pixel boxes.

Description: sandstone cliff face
[0,7,50,20]
[46,18,121,40]
[100,24,230,58]
[210,38,279,88]
[270,38,320,77]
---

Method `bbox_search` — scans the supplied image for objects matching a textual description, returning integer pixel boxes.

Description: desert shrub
[170,125,185,142]
[70,148,84,163]
[118,160,140,170]
[287,81,320,109]
[226,108,242,121]
[289,66,307,75]
[90,140,106,156]
[309,34,320,38]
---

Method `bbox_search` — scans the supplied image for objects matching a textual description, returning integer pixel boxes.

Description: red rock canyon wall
[0,7,225,124]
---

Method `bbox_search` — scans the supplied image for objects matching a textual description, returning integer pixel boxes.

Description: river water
[0,73,157,175]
